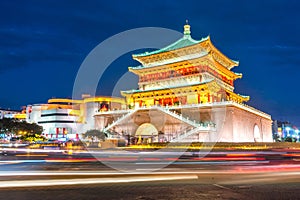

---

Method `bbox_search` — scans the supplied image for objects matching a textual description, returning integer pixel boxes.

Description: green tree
[82,129,107,142]
[0,118,44,142]
[0,118,43,135]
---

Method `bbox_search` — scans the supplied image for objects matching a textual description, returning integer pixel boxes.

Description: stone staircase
[170,125,216,142]
[102,106,216,139]
[153,106,200,127]
[102,109,136,137]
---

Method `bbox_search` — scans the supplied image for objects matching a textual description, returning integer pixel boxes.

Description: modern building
[94,23,273,143]
[273,120,299,142]
[26,96,125,140]
[0,108,26,121]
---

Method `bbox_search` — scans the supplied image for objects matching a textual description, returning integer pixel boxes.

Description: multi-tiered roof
[122,23,249,105]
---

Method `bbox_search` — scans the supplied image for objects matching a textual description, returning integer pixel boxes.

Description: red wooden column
[62,128,66,138]
[56,128,59,138]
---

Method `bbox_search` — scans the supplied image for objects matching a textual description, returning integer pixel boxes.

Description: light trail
[15,154,49,157]
[0,160,46,164]
[0,175,198,188]
[217,171,300,185]
[136,161,270,165]
[0,170,299,188]
[2,147,292,155]
[0,168,300,177]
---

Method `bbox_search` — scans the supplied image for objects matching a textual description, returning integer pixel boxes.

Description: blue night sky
[0,0,300,126]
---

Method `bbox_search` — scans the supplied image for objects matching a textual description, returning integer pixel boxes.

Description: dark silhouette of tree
[284,137,293,142]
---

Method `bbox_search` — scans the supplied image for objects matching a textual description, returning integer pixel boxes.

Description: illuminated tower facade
[94,23,273,143]
[122,23,247,107]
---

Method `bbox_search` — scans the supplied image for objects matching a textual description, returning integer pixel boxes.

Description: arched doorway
[254,124,261,142]
[135,123,158,144]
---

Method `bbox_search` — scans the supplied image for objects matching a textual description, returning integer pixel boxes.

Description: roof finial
[186,19,189,25]
[184,20,191,35]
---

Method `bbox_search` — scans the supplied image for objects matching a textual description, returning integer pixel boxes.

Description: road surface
[0,147,299,199]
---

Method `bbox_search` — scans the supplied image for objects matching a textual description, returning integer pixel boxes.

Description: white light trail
[0,175,198,188]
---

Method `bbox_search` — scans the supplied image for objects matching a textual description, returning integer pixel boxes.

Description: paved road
[0,147,300,199]
[0,179,299,200]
